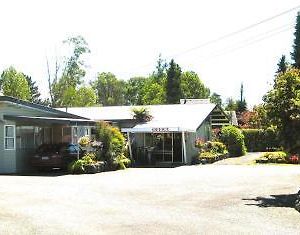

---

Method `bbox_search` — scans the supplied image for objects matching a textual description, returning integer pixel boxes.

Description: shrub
[112,154,131,170]
[193,141,228,164]
[95,121,126,161]
[68,152,104,174]
[242,127,280,152]
[68,159,85,174]
[256,151,287,164]
[95,121,131,170]
[220,126,246,157]
[209,141,228,155]
[196,140,227,155]
[132,107,153,122]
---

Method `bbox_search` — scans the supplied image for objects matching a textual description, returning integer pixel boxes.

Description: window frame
[4,125,16,150]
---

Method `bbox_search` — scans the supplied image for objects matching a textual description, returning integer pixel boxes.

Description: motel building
[0,96,232,173]
[60,99,232,166]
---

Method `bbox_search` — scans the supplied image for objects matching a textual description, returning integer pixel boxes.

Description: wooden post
[182,132,187,164]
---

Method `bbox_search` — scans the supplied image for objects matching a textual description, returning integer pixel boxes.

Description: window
[72,127,78,144]
[4,125,15,150]
[84,127,90,136]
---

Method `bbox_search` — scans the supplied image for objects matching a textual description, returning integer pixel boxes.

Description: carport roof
[4,115,95,125]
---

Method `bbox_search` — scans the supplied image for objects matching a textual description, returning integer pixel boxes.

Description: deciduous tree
[92,72,126,106]
[0,67,31,100]
[180,71,210,99]
[263,68,300,151]
[125,77,147,105]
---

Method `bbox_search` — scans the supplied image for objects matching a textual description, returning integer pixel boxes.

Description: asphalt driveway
[0,165,299,234]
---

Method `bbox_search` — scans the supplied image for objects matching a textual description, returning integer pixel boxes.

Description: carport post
[127,132,133,159]
[76,122,79,160]
[182,132,187,164]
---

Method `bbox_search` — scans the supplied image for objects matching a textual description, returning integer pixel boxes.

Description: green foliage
[236,100,247,113]
[256,151,287,164]
[221,126,246,157]
[180,71,210,99]
[68,153,99,174]
[51,35,91,107]
[132,107,152,122]
[82,152,97,163]
[95,121,126,162]
[112,154,131,170]
[242,128,280,152]
[225,97,237,111]
[153,54,167,81]
[92,72,126,106]
[62,35,91,87]
[194,140,228,164]
[55,85,96,107]
[263,68,300,151]
[291,12,300,69]
[125,77,147,105]
[24,74,42,104]
[76,86,97,107]
[0,67,31,100]
[276,55,288,75]
[210,92,222,106]
[166,59,182,104]
[142,78,166,105]
[68,159,85,174]
[197,140,228,155]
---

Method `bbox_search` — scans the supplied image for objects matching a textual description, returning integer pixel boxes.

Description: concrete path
[213,152,262,165]
[0,165,299,234]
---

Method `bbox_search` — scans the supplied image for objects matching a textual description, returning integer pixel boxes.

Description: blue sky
[0,0,299,107]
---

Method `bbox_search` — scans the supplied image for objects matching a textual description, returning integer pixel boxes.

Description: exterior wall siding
[0,120,17,173]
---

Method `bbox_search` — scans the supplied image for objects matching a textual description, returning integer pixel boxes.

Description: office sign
[151,127,169,133]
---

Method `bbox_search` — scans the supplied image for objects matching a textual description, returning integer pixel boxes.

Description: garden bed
[255,152,300,164]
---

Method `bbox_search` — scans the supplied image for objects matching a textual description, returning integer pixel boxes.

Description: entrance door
[150,133,182,163]
[163,133,173,162]
[173,133,182,162]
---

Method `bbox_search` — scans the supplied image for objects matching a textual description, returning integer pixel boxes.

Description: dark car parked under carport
[31,143,84,170]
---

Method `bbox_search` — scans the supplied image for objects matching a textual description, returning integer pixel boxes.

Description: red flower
[289,155,299,164]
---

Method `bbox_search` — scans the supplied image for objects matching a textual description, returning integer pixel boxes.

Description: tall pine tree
[166,59,182,104]
[24,75,42,104]
[291,11,300,69]
[236,83,247,113]
[276,55,288,74]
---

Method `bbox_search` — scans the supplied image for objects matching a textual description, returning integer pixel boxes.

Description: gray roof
[58,103,217,132]
[0,96,87,119]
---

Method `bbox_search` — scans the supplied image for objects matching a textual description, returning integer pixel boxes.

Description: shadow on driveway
[0,169,69,177]
[243,193,299,212]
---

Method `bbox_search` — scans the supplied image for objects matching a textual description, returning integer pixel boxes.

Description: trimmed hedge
[242,127,280,152]
[220,126,246,157]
